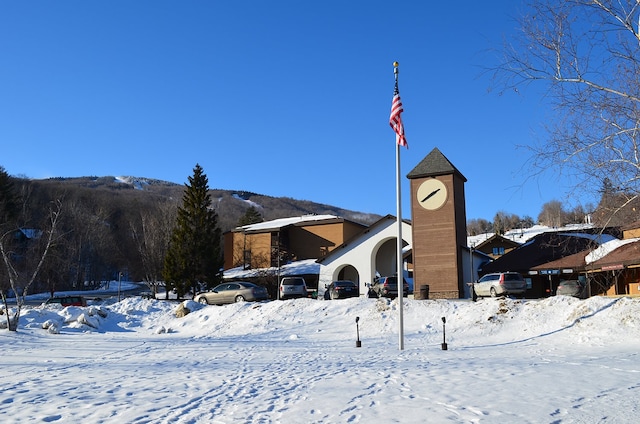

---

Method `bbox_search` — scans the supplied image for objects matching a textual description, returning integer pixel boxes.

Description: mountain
[28,176,382,232]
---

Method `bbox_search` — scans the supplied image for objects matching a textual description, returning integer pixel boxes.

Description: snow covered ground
[1,294,639,423]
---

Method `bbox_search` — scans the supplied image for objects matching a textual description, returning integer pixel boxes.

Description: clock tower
[408,148,467,299]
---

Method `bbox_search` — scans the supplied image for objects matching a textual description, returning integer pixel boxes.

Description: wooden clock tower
[408,147,467,299]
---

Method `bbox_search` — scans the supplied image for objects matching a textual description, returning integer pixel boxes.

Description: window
[492,247,505,255]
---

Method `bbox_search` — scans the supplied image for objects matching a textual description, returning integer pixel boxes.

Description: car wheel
[235,295,246,303]
[198,297,209,305]
[490,287,497,297]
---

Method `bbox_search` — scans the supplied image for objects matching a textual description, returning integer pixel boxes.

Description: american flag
[389,85,408,148]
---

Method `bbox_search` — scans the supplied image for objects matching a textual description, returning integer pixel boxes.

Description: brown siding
[623,228,640,239]
[224,219,366,271]
[411,174,462,299]
[223,232,235,270]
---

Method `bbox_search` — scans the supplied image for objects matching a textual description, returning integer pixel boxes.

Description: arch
[371,236,409,279]
[333,264,359,285]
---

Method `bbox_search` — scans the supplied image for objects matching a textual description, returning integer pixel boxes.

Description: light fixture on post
[441,316,448,350]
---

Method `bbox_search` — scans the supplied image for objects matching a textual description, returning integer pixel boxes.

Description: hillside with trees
[0,171,382,297]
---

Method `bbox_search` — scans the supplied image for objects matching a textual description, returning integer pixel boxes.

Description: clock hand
[421,188,441,203]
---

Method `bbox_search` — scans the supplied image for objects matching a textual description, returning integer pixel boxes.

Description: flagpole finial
[393,61,399,75]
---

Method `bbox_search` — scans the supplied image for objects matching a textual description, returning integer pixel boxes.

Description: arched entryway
[373,237,408,278]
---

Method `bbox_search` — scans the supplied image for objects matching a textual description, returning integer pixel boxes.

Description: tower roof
[406,147,466,181]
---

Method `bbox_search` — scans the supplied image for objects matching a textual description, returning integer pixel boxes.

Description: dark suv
[370,276,409,298]
[473,272,527,298]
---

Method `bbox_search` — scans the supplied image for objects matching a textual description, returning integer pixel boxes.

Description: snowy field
[1,294,639,423]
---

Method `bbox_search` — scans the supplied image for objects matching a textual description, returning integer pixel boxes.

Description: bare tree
[538,200,566,227]
[130,200,177,296]
[467,218,493,236]
[496,0,640,224]
[0,199,63,331]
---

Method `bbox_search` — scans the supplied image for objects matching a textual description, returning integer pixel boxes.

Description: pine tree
[163,164,222,298]
[237,206,263,227]
[0,166,19,225]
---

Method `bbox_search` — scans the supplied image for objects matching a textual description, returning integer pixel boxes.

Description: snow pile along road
[0,295,639,423]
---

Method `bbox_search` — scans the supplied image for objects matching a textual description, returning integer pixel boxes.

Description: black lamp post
[441,316,448,350]
[355,316,362,347]
[117,272,123,302]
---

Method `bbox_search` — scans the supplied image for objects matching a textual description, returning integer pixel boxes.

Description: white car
[473,272,527,298]
[279,277,308,300]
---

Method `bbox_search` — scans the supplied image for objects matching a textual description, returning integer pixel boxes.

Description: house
[527,221,640,297]
[224,213,492,300]
[223,215,368,290]
[480,228,620,298]
[585,238,640,296]
[224,214,414,297]
[472,233,521,259]
[316,215,413,298]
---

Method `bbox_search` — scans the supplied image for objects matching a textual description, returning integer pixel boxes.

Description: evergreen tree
[0,166,19,225]
[237,206,263,227]
[163,164,222,298]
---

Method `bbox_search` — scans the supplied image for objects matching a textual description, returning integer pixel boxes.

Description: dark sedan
[194,282,269,305]
[324,280,359,300]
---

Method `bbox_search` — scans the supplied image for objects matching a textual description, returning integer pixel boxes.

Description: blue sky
[1,1,576,221]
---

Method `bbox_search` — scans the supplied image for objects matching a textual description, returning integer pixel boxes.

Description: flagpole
[393,62,405,351]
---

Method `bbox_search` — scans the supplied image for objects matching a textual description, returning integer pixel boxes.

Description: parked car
[279,277,308,300]
[556,280,587,298]
[194,282,269,305]
[370,276,409,298]
[473,272,527,298]
[324,280,359,300]
[45,296,87,307]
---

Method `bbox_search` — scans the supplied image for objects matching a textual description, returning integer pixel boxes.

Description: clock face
[416,178,448,210]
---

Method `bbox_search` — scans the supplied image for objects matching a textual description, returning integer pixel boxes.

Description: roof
[406,147,467,181]
[531,250,588,271]
[480,229,618,275]
[232,214,359,234]
[224,258,320,280]
[316,214,412,264]
[474,233,521,250]
[586,239,640,270]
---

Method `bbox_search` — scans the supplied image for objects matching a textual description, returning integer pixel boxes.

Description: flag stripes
[389,87,408,148]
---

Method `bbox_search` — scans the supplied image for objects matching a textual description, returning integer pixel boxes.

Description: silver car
[473,272,527,298]
[194,282,269,305]
[556,280,587,298]
[279,277,308,300]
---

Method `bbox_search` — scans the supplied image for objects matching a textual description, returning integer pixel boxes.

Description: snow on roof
[467,223,601,248]
[224,258,319,280]
[585,237,640,264]
[237,214,339,232]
